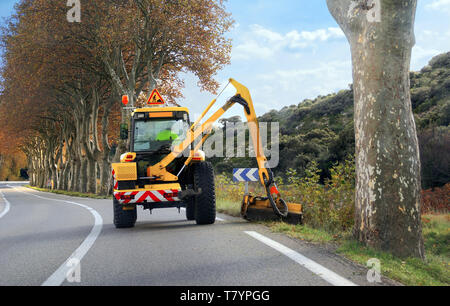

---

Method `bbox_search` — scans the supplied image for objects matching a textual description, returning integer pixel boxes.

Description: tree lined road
[0,184,394,286]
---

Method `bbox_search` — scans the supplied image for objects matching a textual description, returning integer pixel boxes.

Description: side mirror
[120,124,129,140]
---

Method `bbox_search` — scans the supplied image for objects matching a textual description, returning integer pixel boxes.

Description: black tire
[113,198,137,228]
[185,196,196,221]
[193,162,216,225]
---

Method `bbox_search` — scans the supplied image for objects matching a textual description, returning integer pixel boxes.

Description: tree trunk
[103,48,140,159]
[80,157,88,193]
[99,98,114,196]
[327,0,424,258]
[61,161,70,191]
[30,162,35,186]
[68,159,76,191]
[99,158,112,196]
[86,158,97,194]
[72,158,81,192]
[48,149,57,190]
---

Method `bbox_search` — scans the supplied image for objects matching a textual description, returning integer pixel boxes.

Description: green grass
[216,199,242,217]
[266,214,449,286]
[422,215,449,258]
[265,222,337,244]
[25,185,111,200]
[338,240,449,286]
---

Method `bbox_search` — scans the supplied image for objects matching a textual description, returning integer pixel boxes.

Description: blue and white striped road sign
[233,168,259,182]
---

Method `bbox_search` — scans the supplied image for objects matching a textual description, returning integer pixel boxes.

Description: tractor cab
[123,107,193,188]
[131,107,191,155]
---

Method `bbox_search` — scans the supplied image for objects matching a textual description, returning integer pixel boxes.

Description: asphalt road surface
[0,183,395,286]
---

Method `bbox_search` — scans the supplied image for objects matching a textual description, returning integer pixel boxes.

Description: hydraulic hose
[263,170,289,218]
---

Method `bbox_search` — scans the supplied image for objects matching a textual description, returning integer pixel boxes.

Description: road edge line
[8,185,103,286]
[0,191,11,219]
[244,231,357,286]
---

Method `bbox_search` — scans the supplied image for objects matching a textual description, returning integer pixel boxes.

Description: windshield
[133,119,189,152]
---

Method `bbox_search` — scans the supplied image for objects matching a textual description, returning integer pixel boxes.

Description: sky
[1,0,450,120]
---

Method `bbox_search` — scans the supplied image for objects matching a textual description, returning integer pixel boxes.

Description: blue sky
[2,0,450,119]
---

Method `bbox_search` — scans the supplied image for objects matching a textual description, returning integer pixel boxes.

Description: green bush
[215,157,356,234]
[285,157,355,233]
[215,174,245,204]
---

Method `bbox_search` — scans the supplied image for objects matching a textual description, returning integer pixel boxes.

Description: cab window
[133,118,189,152]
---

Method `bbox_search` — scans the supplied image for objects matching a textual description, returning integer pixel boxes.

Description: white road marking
[245,231,357,286]
[0,191,11,219]
[7,186,103,286]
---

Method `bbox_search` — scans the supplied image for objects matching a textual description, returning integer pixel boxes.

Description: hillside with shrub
[213,52,450,190]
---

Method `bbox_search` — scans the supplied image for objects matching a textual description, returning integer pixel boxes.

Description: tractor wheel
[185,196,196,221]
[193,162,216,225]
[113,198,137,228]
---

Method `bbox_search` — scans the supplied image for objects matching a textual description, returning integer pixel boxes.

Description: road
[0,183,394,286]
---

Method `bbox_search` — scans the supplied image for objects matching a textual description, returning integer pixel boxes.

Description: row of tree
[0,0,233,194]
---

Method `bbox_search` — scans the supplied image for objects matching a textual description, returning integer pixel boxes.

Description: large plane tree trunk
[327,0,424,258]
[98,97,115,196]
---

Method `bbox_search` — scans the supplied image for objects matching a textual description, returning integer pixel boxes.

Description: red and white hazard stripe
[112,169,118,190]
[114,189,181,205]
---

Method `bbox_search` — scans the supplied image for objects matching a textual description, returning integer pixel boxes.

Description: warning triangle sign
[147,89,165,105]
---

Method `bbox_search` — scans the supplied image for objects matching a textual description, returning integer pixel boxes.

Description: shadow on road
[0,218,246,247]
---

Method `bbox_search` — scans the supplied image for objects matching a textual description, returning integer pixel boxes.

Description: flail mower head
[240,170,303,225]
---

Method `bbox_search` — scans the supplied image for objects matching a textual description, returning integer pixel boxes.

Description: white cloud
[413,45,441,60]
[426,0,450,13]
[233,40,275,60]
[249,24,344,43]
[250,24,284,42]
[411,45,442,70]
[232,24,345,60]
[286,27,345,42]
[254,60,352,104]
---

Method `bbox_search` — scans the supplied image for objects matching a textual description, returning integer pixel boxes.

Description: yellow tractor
[112,79,302,228]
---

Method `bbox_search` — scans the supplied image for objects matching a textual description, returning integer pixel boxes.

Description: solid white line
[0,181,29,184]
[7,186,103,286]
[245,231,357,286]
[0,191,11,219]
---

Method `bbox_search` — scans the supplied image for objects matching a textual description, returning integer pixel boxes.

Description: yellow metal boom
[147,78,291,218]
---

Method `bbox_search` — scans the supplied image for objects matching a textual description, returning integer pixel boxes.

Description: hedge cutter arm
[148,78,301,220]
[190,79,293,219]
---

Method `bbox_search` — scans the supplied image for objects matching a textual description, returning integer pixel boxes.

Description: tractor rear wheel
[193,162,216,225]
[113,198,137,228]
